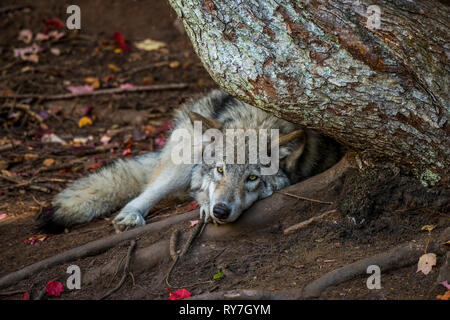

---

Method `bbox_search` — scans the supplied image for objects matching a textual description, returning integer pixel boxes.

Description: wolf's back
[41,153,158,232]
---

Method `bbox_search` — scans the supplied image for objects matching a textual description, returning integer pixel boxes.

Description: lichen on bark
[169,0,449,182]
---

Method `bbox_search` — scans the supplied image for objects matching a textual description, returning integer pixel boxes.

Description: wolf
[42,90,344,233]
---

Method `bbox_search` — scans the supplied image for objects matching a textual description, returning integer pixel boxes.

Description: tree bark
[168,0,449,184]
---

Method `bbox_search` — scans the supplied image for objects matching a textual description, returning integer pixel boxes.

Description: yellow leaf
[78,116,93,128]
[417,253,436,275]
[169,61,180,68]
[43,158,55,167]
[108,64,121,72]
[84,77,100,89]
[114,48,123,54]
[421,225,436,232]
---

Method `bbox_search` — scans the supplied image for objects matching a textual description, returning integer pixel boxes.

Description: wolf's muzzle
[212,203,231,220]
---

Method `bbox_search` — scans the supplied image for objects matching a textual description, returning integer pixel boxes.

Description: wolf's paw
[113,208,146,233]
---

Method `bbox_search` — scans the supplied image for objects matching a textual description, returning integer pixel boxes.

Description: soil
[0,1,448,300]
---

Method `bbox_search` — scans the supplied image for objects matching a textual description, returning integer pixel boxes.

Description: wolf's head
[188,112,306,224]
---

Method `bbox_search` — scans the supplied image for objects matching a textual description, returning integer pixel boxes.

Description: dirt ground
[0,1,449,301]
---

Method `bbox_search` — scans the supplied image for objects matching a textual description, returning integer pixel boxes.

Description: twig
[2,103,46,128]
[275,191,333,205]
[283,209,340,235]
[0,83,189,101]
[0,5,31,14]
[100,240,137,300]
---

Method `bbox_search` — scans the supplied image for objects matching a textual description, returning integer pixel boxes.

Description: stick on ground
[0,83,188,101]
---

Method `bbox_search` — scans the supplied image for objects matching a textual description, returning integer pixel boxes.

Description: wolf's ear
[188,112,223,132]
[278,130,306,172]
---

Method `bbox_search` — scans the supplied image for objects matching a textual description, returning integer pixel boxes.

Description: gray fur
[47,90,344,231]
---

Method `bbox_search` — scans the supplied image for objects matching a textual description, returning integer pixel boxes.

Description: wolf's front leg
[113,160,193,232]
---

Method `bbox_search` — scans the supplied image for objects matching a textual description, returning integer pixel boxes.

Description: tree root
[0,210,198,289]
[188,239,447,300]
[99,240,137,300]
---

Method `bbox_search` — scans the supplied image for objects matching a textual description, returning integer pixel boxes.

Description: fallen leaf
[134,38,167,51]
[78,116,93,128]
[122,148,131,156]
[421,225,436,232]
[50,48,61,56]
[43,18,65,34]
[35,33,50,41]
[18,29,33,44]
[186,201,199,212]
[41,133,67,145]
[417,253,437,275]
[440,280,450,290]
[113,32,130,52]
[108,64,121,72]
[119,83,135,89]
[13,44,42,63]
[213,269,224,280]
[189,220,199,228]
[24,234,51,245]
[169,60,180,68]
[16,291,30,300]
[66,85,94,94]
[0,214,8,220]
[436,290,450,300]
[46,281,64,297]
[84,77,100,89]
[43,158,55,167]
[48,30,66,41]
[100,134,112,145]
[167,288,191,300]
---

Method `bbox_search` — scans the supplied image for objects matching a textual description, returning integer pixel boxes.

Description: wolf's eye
[216,167,224,174]
[247,175,258,181]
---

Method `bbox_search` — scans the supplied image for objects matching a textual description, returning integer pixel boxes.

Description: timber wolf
[41,90,344,232]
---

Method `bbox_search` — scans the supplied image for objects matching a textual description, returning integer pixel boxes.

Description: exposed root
[302,240,446,298]
[165,219,205,287]
[100,240,137,300]
[0,210,198,289]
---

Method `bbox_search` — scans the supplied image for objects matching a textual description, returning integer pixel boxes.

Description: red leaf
[46,281,64,297]
[186,201,199,212]
[113,32,130,52]
[42,18,64,34]
[16,291,30,300]
[167,288,191,300]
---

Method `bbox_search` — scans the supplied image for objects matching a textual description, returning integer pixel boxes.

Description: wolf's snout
[212,203,231,220]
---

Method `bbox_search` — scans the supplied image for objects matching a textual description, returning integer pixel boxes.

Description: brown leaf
[417,253,437,275]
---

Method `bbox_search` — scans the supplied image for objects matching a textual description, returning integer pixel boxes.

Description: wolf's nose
[213,203,231,220]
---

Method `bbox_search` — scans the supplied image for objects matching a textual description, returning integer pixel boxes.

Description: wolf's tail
[40,153,159,233]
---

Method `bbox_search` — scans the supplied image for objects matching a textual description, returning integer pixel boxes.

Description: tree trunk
[168,0,449,185]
